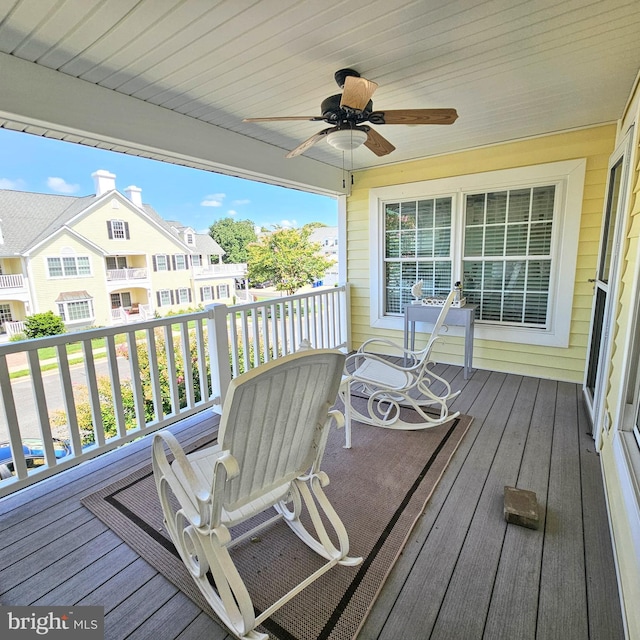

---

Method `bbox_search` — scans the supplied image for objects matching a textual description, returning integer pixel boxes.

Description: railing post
[341,283,351,352]
[206,303,231,413]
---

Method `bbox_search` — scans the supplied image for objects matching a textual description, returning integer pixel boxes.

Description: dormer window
[185,232,195,245]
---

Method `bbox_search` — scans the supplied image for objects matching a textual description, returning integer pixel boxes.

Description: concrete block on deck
[504,486,539,529]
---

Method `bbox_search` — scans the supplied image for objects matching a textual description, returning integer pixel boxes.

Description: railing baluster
[127,328,145,430]
[0,354,28,479]
[55,344,82,456]
[105,335,127,439]
[146,328,163,424]
[82,340,105,448]
[164,324,179,416]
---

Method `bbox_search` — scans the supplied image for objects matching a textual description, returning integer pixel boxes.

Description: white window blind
[463,186,555,327]
[384,197,452,313]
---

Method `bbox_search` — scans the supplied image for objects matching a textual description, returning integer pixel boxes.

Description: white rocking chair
[340,290,461,446]
[151,349,362,640]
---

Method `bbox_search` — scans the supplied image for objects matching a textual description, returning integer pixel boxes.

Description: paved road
[0,357,132,442]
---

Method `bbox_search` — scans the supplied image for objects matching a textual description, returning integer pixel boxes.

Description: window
[107,220,130,239]
[186,233,195,245]
[47,256,91,278]
[106,256,127,270]
[462,186,555,327]
[154,254,169,271]
[217,284,229,298]
[0,303,12,325]
[157,289,173,306]
[191,254,202,267]
[200,286,214,302]
[174,254,187,270]
[369,160,586,347]
[57,300,93,323]
[176,287,191,304]
[111,292,131,309]
[384,198,452,313]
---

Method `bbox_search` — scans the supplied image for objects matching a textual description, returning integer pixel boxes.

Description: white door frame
[584,126,634,446]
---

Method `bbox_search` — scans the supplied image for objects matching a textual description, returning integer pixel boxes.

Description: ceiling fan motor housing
[321,94,373,124]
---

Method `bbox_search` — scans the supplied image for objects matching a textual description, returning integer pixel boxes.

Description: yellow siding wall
[29,231,110,323]
[347,125,616,382]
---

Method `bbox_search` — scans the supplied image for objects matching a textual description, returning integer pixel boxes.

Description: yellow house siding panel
[347,125,616,382]
[29,232,109,324]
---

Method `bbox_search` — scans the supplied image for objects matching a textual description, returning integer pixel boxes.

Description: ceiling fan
[244,68,458,159]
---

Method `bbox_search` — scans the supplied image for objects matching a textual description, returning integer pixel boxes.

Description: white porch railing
[3,321,26,337]
[193,263,247,278]
[111,304,152,323]
[0,274,25,289]
[106,268,148,281]
[0,285,350,497]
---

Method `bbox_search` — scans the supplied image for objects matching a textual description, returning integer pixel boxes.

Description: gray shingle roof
[0,190,97,256]
[0,188,223,257]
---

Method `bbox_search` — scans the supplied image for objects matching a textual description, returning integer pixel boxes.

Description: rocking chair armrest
[358,337,406,357]
[345,349,422,378]
[357,338,423,366]
[152,432,239,528]
[328,409,345,430]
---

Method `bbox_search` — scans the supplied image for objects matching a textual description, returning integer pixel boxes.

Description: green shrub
[24,311,66,338]
[9,332,26,342]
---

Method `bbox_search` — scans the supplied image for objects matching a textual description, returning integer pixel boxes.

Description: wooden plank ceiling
[0,0,639,192]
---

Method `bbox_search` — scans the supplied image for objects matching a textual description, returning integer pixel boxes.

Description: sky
[0,128,337,233]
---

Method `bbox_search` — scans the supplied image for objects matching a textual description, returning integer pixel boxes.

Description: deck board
[0,368,624,640]
[483,377,555,639]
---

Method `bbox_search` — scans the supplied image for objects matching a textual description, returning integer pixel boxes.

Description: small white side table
[403,302,476,379]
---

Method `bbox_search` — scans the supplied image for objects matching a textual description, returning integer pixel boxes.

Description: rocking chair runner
[151,350,362,640]
[340,289,461,447]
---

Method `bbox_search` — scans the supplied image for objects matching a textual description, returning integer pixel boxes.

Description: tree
[247,225,334,295]
[24,311,66,338]
[209,218,257,264]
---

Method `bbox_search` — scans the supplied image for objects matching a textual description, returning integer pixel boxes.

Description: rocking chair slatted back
[217,349,345,513]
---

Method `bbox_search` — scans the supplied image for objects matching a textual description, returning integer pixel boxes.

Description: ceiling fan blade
[362,126,396,157]
[285,128,334,158]
[369,108,458,125]
[244,116,324,122]
[340,76,378,111]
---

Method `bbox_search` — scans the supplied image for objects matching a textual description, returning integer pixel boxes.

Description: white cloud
[0,177,26,190]
[227,209,238,216]
[201,192,226,207]
[232,199,250,205]
[47,177,80,194]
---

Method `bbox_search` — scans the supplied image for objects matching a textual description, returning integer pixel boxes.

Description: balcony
[192,262,247,279]
[0,284,626,638]
[0,356,624,638]
[0,274,24,289]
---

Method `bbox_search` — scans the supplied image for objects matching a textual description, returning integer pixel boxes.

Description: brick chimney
[124,185,142,207]
[92,170,116,196]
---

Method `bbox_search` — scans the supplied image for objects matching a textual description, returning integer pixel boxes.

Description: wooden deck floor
[0,366,625,639]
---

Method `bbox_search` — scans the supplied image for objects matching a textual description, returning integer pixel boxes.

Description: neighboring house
[309,226,339,286]
[0,170,247,333]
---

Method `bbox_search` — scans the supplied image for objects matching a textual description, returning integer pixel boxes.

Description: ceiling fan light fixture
[326,128,368,151]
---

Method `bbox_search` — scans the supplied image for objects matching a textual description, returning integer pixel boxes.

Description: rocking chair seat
[351,357,413,390]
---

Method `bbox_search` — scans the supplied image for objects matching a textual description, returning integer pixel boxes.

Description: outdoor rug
[82,402,472,640]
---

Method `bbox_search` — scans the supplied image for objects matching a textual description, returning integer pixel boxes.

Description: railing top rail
[232,284,346,313]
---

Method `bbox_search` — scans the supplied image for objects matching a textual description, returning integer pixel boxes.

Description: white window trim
[369,159,586,347]
[58,299,94,324]
[177,287,190,304]
[46,255,92,278]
